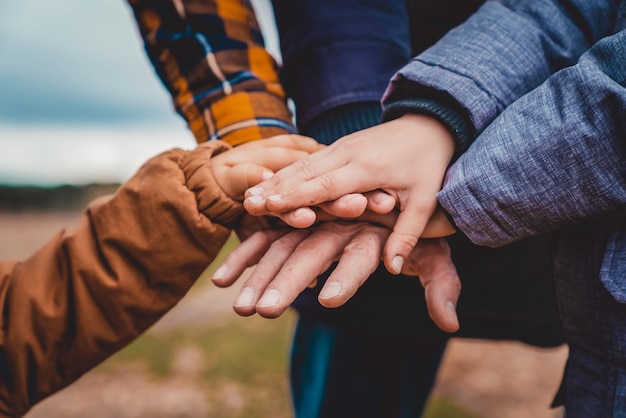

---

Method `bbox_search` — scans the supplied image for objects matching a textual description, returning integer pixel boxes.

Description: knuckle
[269,230,307,252]
[296,232,328,251]
[344,236,381,260]
[316,174,335,196]
[394,232,419,251]
[293,159,314,181]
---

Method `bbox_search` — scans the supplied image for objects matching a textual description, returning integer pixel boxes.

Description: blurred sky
[0,0,278,185]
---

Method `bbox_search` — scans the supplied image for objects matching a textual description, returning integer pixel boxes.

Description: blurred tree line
[0,184,120,211]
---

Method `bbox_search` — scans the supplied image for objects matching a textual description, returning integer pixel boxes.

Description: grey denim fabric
[439,30,626,247]
[383,0,626,415]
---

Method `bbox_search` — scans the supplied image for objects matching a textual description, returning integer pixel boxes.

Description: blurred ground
[1,211,567,418]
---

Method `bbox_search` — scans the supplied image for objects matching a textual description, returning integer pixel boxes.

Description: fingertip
[243,195,267,215]
[437,319,460,334]
[279,208,317,228]
[318,281,345,308]
[211,279,230,288]
[429,300,459,333]
[383,244,409,276]
[262,169,274,181]
[211,264,232,287]
[233,287,256,308]
[337,194,368,216]
[428,294,460,333]
[444,301,460,333]
[367,191,396,214]
[389,255,404,275]
[245,185,264,198]
[233,287,259,317]
[233,296,256,316]
[255,307,284,319]
[233,305,257,317]
[383,232,418,275]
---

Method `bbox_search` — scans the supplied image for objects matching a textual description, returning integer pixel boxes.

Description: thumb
[403,239,461,333]
[423,269,461,333]
[383,198,434,274]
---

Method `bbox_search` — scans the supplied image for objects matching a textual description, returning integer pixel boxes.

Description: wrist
[381,80,475,159]
[395,113,455,163]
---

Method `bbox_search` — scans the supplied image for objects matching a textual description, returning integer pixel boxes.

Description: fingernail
[446,301,457,317]
[391,255,404,274]
[343,194,361,203]
[267,194,282,202]
[319,282,342,300]
[212,265,229,281]
[246,195,264,204]
[247,186,264,196]
[372,193,385,204]
[257,289,281,308]
[233,287,255,307]
[379,195,395,205]
[293,207,310,218]
[262,170,274,180]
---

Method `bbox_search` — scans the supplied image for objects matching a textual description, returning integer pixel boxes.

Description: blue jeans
[290,318,447,418]
[291,233,563,418]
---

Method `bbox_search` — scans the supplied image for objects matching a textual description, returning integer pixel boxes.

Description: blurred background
[0,0,280,187]
[0,1,567,417]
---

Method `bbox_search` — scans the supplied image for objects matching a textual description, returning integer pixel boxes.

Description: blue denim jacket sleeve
[438,29,626,247]
[383,0,617,150]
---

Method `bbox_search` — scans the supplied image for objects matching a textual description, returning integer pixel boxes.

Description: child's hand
[211,135,323,201]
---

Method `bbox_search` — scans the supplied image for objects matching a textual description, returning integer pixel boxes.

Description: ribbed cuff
[300,102,382,145]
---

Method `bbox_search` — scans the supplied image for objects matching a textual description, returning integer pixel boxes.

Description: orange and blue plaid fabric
[128,0,296,145]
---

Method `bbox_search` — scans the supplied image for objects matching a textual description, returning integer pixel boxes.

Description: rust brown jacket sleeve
[0,141,243,417]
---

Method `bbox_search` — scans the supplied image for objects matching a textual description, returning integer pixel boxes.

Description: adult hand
[212,221,388,317]
[212,221,461,333]
[242,114,455,275]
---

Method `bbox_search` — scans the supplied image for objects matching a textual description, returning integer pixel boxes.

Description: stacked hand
[208,115,463,333]
[212,221,461,332]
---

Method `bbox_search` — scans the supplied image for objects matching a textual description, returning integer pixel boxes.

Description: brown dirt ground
[2,212,567,418]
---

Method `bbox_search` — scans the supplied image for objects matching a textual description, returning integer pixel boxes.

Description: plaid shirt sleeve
[127,0,296,145]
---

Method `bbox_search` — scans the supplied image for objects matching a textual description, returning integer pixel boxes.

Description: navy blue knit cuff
[300,102,382,145]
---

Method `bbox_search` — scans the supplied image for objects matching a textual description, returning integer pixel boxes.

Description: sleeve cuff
[189,92,297,146]
[180,141,244,226]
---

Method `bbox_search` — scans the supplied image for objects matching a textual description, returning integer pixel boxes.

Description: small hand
[211,134,323,200]
[243,114,455,275]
